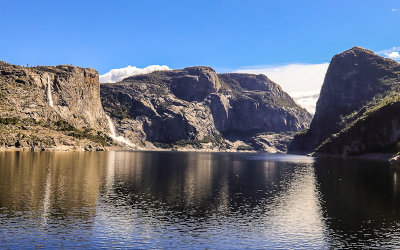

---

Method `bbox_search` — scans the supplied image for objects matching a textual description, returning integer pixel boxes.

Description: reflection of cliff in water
[98,152,327,248]
[0,151,322,221]
[0,152,109,221]
[0,151,328,248]
[314,158,400,247]
[2,151,400,247]
[102,152,298,216]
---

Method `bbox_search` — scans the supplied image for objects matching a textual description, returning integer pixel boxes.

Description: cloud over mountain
[234,63,329,114]
[100,65,171,83]
[377,47,400,60]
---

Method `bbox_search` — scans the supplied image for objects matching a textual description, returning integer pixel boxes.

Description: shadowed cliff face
[315,102,400,155]
[169,66,221,102]
[101,66,312,151]
[0,61,112,151]
[290,47,400,154]
[216,73,311,135]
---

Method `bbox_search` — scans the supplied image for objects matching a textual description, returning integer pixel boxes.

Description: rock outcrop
[215,73,311,135]
[101,66,312,152]
[0,61,312,152]
[0,61,114,151]
[315,100,400,156]
[289,47,400,156]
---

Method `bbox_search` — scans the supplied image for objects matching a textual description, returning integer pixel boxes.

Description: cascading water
[106,115,136,148]
[47,75,54,108]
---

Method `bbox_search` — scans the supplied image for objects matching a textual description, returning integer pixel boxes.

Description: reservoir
[0,151,399,248]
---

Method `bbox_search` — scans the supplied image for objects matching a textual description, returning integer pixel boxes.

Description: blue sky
[1,0,399,73]
[1,0,399,112]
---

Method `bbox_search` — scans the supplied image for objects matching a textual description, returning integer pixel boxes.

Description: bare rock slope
[101,66,312,152]
[289,47,400,156]
[0,61,113,151]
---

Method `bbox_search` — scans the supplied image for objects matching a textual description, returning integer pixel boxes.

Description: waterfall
[47,75,54,108]
[107,115,117,138]
[106,115,136,148]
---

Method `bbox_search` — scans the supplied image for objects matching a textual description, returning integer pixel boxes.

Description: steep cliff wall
[216,73,311,135]
[0,61,112,151]
[289,47,400,154]
[101,66,312,152]
[315,100,400,156]
[0,61,312,152]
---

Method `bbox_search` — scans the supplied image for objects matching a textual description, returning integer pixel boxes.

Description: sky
[1,0,399,113]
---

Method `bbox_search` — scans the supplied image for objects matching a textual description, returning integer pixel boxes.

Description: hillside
[0,61,114,151]
[101,66,312,152]
[289,47,400,157]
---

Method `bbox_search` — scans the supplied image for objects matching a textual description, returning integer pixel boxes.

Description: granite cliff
[0,61,115,151]
[101,66,312,152]
[0,61,312,152]
[289,47,400,157]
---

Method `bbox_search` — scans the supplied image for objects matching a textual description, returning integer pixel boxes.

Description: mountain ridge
[289,46,400,158]
[101,66,312,152]
[0,61,115,151]
[0,61,311,152]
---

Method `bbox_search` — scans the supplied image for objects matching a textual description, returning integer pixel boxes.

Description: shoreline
[0,146,258,153]
[310,152,394,162]
[0,146,396,163]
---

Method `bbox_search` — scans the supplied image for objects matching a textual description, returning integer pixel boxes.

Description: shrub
[237,145,254,151]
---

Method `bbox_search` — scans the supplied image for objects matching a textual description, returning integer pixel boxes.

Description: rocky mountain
[315,99,400,156]
[101,66,312,152]
[0,60,312,152]
[0,61,114,151]
[289,47,400,156]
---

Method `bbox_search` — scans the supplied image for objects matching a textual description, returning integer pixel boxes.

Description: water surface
[0,151,399,248]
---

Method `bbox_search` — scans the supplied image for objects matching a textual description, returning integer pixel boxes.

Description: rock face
[101,66,312,152]
[289,47,400,155]
[0,61,312,152]
[215,73,311,135]
[169,66,221,102]
[0,61,113,151]
[315,101,400,155]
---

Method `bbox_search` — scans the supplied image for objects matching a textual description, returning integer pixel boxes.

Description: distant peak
[350,46,367,51]
[183,66,216,73]
[0,61,11,66]
[219,72,271,82]
[340,46,376,56]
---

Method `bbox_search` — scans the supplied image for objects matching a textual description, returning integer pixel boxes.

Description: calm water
[0,151,399,248]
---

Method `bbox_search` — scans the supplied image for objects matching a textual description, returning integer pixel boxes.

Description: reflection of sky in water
[92,152,327,248]
[0,152,399,248]
[245,153,316,164]
[262,165,328,248]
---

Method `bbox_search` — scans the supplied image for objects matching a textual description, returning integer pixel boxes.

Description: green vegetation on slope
[0,117,112,146]
[153,134,227,149]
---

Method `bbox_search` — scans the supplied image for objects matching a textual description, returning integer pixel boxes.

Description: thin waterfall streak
[107,115,117,138]
[47,75,54,108]
[106,115,136,148]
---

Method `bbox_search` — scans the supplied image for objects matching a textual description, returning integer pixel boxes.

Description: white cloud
[387,51,400,59]
[234,63,329,114]
[100,65,171,83]
[290,90,321,114]
[377,46,400,60]
[102,63,329,113]
[392,8,398,11]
